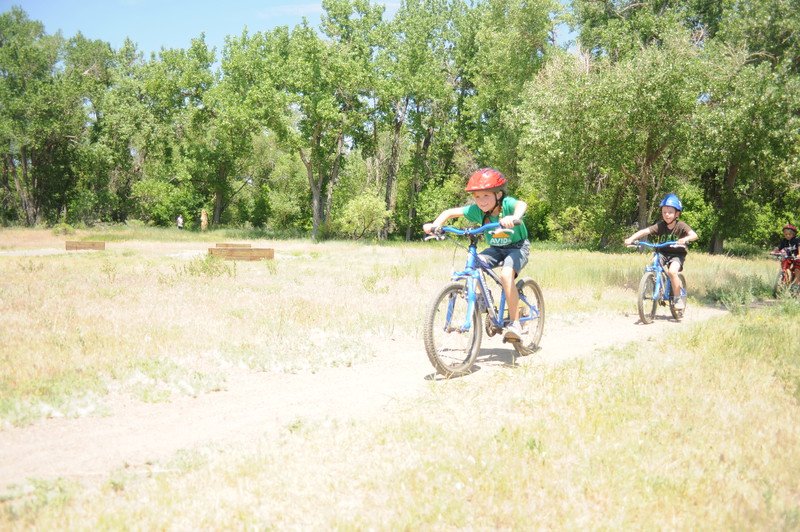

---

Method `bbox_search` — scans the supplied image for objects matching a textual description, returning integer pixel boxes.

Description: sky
[2,0,400,57]
[2,0,573,59]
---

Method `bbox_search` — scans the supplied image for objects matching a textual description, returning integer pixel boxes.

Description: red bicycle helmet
[465,168,506,192]
[784,223,798,234]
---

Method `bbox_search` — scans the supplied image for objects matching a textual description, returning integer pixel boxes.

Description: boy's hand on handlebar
[499,216,520,229]
[423,222,446,240]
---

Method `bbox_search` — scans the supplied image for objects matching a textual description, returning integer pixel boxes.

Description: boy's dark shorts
[660,254,685,272]
[478,240,530,274]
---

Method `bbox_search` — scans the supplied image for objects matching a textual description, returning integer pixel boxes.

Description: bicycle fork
[441,275,480,333]
[646,262,669,305]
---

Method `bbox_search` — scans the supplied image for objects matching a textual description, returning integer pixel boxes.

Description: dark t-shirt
[646,220,694,257]
[778,237,800,258]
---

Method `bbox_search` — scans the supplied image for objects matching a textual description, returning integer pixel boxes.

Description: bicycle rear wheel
[637,272,658,324]
[669,273,687,320]
[423,282,482,378]
[513,278,545,356]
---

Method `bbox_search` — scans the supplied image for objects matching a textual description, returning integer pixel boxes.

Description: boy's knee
[500,267,515,280]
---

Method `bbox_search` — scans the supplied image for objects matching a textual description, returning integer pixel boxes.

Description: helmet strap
[481,192,502,220]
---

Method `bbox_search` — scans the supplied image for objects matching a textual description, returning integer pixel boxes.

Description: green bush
[336,193,391,240]
[251,191,270,228]
[415,176,465,227]
[51,223,76,236]
[548,206,598,246]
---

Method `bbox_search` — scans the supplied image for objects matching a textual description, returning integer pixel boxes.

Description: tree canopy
[0,1,797,250]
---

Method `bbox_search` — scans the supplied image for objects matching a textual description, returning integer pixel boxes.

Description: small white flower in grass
[178,380,195,396]
[39,403,64,418]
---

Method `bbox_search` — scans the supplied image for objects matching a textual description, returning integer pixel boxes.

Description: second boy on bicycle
[423,168,529,341]
[624,193,698,310]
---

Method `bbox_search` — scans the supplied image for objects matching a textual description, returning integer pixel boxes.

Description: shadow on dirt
[423,346,533,381]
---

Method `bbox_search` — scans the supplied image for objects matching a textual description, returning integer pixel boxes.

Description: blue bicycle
[424,222,545,378]
[631,240,687,323]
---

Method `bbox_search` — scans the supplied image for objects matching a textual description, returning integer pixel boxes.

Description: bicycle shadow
[633,315,682,325]
[478,347,520,367]
[423,346,530,381]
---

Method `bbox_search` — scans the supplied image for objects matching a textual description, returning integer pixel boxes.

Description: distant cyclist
[624,193,698,310]
[423,168,529,341]
[771,223,800,286]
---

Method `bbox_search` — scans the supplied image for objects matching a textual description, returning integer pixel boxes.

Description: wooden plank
[215,243,252,248]
[66,241,105,251]
[208,247,274,261]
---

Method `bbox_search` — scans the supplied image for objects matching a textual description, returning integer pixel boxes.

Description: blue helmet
[660,193,683,212]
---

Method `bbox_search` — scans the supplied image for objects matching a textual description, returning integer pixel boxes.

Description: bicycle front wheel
[774,271,789,298]
[513,278,545,356]
[669,273,687,320]
[637,272,658,324]
[423,282,482,378]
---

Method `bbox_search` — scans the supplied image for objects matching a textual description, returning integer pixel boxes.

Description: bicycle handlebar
[424,220,521,241]
[630,240,682,250]
[771,252,800,264]
[442,221,503,236]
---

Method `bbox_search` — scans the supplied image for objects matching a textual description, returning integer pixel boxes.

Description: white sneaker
[503,321,522,341]
[673,297,685,310]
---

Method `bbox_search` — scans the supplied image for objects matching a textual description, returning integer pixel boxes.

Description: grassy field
[1,227,798,528]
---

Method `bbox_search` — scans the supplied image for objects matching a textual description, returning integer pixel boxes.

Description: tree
[61,33,119,224]
[564,0,800,251]
[373,0,455,238]
[0,8,78,225]
[689,50,799,252]
[458,0,556,176]
[520,34,703,245]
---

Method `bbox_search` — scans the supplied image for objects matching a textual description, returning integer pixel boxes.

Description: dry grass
[1,228,797,528]
[0,228,781,425]
[4,305,799,529]
[0,230,450,425]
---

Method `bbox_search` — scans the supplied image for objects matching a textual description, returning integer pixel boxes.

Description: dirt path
[0,304,727,490]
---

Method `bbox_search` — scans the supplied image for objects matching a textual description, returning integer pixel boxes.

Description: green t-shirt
[462,196,528,247]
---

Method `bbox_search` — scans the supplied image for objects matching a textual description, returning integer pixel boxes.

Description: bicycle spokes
[518,296,539,323]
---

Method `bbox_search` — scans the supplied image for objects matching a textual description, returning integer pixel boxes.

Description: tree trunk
[213,188,224,226]
[300,148,322,241]
[635,177,649,229]
[405,177,420,241]
[12,148,37,225]
[405,126,434,241]
[323,132,345,227]
[709,232,724,254]
[708,162,739,255]
[382,98,408,239]
[213,167,225,226]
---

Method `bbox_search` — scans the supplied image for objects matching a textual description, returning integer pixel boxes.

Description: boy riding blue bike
[624,193,698,310]
[423,168,529,341]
